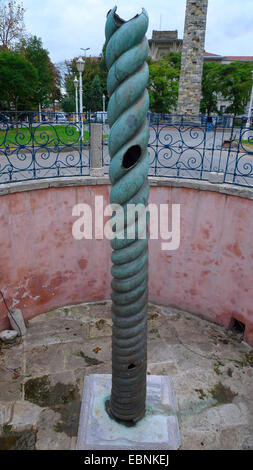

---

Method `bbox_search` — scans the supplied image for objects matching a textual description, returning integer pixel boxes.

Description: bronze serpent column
[105,6,150,425]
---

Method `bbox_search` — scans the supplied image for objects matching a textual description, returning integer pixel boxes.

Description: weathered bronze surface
[105,6,150,425]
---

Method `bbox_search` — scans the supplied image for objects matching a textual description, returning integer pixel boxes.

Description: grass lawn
[0,125,90,147]
[236,139,253,151]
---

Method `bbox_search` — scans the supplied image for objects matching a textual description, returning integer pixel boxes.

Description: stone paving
[0,301,252,450]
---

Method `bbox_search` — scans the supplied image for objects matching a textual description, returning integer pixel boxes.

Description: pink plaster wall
[0,185,112,330]
[0,184,252,345]
[149,186,253,346]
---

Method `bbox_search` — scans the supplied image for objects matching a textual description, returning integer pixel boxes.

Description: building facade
[148,30,183,60]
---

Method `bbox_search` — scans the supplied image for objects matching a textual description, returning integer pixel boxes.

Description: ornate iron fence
[103,114,253,187]
[147,114,253,187]
[0,111,90,184]
[1,111,253,187]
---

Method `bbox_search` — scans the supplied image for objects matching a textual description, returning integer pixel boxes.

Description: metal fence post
[90,123,104,176]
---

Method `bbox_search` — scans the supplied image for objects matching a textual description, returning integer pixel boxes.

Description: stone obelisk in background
[177,0,208,116]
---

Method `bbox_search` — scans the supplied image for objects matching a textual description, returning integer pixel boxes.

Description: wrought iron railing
[0,111,90,184]
[147,114,253,187]
[1,111,253,187]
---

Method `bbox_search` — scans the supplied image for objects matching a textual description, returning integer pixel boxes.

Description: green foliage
[17,35,61,107]
[148,55,180,113]
[61,96,76,113]
[0,50,38,109]
[162,52,182,69]
[201,61,253,116]
[200,62,221,115]
[219,62,253,115]
[63,55,107,113]
[85,74,103,112]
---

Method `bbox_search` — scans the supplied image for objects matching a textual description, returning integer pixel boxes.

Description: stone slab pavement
[0,301,252,450]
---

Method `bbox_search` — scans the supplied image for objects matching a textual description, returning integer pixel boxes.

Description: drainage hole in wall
[229,318,245,339]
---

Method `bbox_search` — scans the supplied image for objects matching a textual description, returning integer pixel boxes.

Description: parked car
[89,112,107,123]
[54,113,67,123]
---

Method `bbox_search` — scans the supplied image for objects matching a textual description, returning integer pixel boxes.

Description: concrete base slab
[76,374,180,450]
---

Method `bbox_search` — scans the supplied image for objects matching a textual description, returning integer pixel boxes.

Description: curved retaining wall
[0,176,252,345]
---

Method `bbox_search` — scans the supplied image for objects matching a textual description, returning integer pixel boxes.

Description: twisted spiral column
[105,6,150,425]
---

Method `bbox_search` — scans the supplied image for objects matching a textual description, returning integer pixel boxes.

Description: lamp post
[76,57,85,139]
[81,47,90,56]
[102,93,106,124]
[74,76,79,123]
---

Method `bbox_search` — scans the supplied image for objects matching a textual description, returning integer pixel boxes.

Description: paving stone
[58,302,113,322]
[0,343,24,371]
[241,431,253,450]
[88,319,112,338]
[36,408,72,450]
[180,429,220,450]
[63,337,112,372]
[172,325,210,345]
[0,301,252,450]
[24,323,89,348]
[0,379,22,402]
[148,342,210,371]
[207,403,249,428]
[0,402,13,428]
[147,361,178,376]
[219,428,239,450]
[147,341,177,363]
[9,401,42,430]
[148,317,179,343]
[25,343,65,376]
[48,371,76,387]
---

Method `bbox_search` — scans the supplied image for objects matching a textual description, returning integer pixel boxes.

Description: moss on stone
[208,382,238,405]
[0,428,36,450]
[23,375,81,437]
[24,376,51,407]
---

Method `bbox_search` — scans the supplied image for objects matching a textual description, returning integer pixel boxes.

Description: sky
[20,0,253,64]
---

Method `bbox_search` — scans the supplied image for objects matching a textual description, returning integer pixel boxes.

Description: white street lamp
[81,47,90,56]
[76,57,85,139]
[102,94,106,125]
[74,76,79,123]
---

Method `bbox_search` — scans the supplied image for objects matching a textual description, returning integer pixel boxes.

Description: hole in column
[122,145,141,169]
[128,363,136,370]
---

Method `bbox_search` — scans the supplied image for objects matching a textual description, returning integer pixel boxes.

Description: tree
[201,61,253,116]
[17,35,61,107]
[200,62,221,115]
[218,62,253,116]
[24,36,61,106]
[0,50,38,109]
[0,0,25,49]
[85,74,103,111]
[61,96,75,113]
[148,58,180,113]
[62,54,108,114]
[61,60,77,112]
